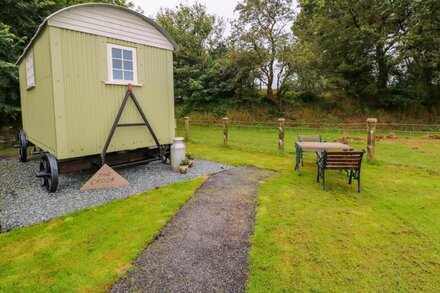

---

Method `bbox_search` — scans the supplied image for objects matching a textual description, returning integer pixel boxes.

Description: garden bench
[296,134,323,168]
[297,135,323,143]
[316,150,365,192]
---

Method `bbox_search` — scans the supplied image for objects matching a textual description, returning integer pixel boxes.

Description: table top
[296,142,353,151]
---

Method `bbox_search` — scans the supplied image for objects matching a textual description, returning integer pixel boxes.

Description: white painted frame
[106,43,140,86]
[26,52,35,89]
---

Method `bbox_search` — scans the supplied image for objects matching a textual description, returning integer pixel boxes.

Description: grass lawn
[1,123,439,292]
[183,124,440,292]
[0,177,207,292]
[0,147,15,157]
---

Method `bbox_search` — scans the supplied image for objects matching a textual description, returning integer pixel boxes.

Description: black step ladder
[101,84,163,166]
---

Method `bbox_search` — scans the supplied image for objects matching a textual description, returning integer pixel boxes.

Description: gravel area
[110,167,273,293]
[0,157,232,232]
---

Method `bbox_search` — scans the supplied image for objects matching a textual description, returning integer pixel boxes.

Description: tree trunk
[276,89,283,112]
[376,44,388,92]
[266,86,280,109]
[265,67,281,110]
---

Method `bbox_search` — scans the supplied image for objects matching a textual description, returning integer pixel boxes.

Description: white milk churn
[170,137,186,171]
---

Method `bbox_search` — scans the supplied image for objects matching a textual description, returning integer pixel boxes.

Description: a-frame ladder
[101,84,163,165]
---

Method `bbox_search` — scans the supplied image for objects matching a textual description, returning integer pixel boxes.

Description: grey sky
[131,0,239,21]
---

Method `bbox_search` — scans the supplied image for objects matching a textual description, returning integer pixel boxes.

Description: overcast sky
[131,0,298,35]
[131,0,239,21]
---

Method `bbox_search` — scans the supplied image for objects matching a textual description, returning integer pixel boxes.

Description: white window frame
[26,52,35,89]
[106,44,139,86]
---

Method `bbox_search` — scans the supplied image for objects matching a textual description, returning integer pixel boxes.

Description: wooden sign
[80,164,129,191]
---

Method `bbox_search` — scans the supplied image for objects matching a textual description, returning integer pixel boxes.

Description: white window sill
[105,81,143,87]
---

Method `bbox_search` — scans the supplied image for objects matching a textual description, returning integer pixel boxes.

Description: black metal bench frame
[316,150,365,193]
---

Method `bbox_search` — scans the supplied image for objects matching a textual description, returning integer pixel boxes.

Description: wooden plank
[326,158,361,162]
[326,162,359,166]
[326,165,359,170]
[326,156,363,158]
[327,151,364,154]
[326,154,364,157]
[298,142,352,149]
[298,135,321,142]
[50,27,68,158]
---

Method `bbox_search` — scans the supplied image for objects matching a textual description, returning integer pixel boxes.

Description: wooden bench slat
[326,158,362,163]
[298,135,322,142]
[327,151,362,158]
[326,160,361,163]
[327,152,364,154]
[326,156,363,159]
[326,163,360,167]
[326,160,360,164]
[325,155,363,158]
[326,166,360,170]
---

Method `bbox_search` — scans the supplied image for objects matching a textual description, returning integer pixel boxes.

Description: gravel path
[110,167,273,293]
[0,157,231,232]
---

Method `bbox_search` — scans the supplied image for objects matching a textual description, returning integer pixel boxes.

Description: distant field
[182,124,440,292]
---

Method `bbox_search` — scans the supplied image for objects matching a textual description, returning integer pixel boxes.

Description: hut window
[26,53,35,89]
[107,44,137,84]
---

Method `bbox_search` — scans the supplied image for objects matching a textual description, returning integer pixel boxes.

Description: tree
[0,23,21,122]
[231,0,295,110]
[399,0,440,106]
[156,2,229,111]
[292,0,439,108]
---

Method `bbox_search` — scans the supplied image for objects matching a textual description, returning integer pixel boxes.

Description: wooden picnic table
[294,142,353,175]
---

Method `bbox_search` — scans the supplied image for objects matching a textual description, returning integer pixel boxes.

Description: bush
[267,107,283,118]
[380,89,422,109]
[212,104,228,118]
[283,91,323,106]
[0,104,20,124]
[297,91,322,104]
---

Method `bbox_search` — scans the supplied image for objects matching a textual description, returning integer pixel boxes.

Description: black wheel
[17,129,28,162]
[161,153,169,163]
[160,145,170,164]
[37,154,59,192]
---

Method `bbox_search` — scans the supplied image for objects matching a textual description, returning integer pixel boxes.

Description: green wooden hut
[16,3,178,192]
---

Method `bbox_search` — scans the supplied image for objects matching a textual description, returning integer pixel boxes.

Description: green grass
[0,147,15,157]
[182,125,440,292]
[2,124,439,292]
[0,177,207,292]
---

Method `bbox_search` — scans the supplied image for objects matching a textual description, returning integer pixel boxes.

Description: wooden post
[222,117,229,144]
[174,119,177,137]
[367,118,377,161]
[184,116,190,141]
[278,118,285,150]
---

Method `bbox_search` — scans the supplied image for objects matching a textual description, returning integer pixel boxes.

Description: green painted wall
[20,26,175,160]
[19,28,57,155]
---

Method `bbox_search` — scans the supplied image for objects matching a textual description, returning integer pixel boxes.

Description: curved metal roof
[17,3,178,64]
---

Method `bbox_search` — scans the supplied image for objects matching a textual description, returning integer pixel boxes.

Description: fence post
[278,118,285,150]
[184,116,190,141]
[367,118,377,161]
[223,117,229,144]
